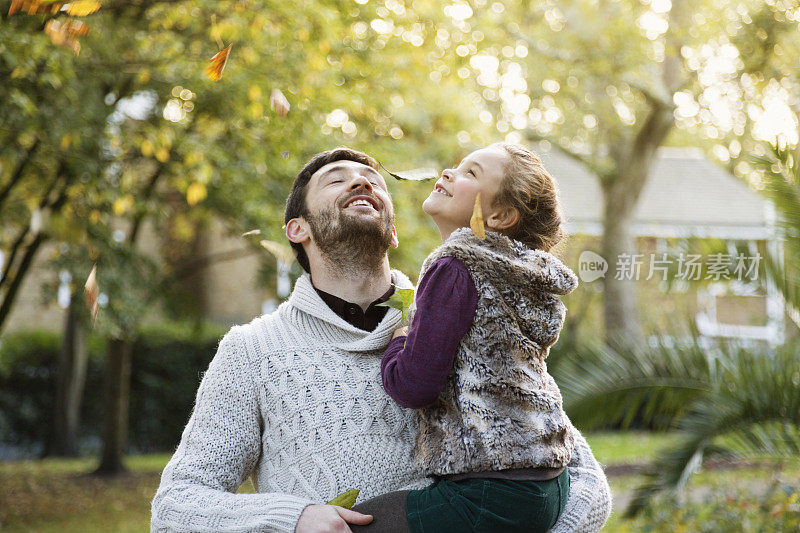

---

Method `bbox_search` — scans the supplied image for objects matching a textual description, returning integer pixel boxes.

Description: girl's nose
[441,168,454,181]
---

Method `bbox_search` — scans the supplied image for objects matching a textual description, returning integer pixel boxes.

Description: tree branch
[0,138,40,212]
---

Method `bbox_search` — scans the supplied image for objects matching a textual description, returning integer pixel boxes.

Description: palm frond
[626,343,800,516]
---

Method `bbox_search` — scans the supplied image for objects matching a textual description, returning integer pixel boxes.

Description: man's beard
[305,203,394,276]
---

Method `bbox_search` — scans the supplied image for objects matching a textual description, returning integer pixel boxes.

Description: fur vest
[412,227,578,476]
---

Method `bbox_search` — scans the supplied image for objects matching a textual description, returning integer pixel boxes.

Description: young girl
[351,142,578,533]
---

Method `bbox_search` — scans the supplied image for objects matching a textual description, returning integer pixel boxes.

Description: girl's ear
[285,218,311,244]
[486,206,519,232]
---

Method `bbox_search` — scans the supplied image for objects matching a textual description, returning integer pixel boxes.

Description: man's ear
[390,224,399,249]
[285,218,311,244]
[486,206,519,232]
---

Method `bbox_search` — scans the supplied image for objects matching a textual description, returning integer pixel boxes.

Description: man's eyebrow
[320,163,382,180]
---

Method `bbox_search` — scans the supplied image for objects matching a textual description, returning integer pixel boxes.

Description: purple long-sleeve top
[381,256,479,409]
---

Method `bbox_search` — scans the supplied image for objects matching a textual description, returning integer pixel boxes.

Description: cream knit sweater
[151,271,611,533]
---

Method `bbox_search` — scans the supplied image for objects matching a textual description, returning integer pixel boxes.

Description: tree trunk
[47,294,89,457]
[96,338,132,475]
[600,181,645,349]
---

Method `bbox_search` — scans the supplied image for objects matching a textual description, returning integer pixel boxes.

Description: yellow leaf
[9,0,63,16]
[113,195,133,215]
[137,69,151,83]
[326,488,359,509]
[84,264,99,325]
[140,139,154,157]
[44,19,86,56]
[155,146,169,162]
[206,43,232,81]
[248,85,262,101]
[66,0,100,16]
[470,192,485,240]
[186,182,207,206]
[61,133,72,150]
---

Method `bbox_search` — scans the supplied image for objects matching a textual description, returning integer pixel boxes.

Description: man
[151,148,611,532]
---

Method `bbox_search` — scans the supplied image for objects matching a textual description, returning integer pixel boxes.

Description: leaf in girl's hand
[270,89,290,117]
[259,239,295,265]
[377,160,437,181]
[84,264,99,325]
[206,44,232,81]
[241,229,261,237]
[377,285,415,323]
[470,192,485,240]
[327,488,359,509]
[66,0,100,16]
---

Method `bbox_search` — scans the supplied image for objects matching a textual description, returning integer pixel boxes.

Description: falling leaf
[377,160,437,181]
[259,239,295,265]
[270,88,290,117]
[241,229,262,237]
[44,18,87,55]
[186,182,207,206]
[376,285,415,323]
[327,489,359,509]
[66,0,100,16]
[9,0,63,16]
[280,151,290,159]
[470,192,485,240]
[206,43,232,81]
[84,264,99,325]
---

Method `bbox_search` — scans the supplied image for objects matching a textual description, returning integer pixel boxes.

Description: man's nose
[349,174,374,192]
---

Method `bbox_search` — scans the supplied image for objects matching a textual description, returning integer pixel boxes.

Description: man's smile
[342,194,381,212]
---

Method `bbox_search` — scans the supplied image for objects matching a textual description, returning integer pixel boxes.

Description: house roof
[537,146,774,239]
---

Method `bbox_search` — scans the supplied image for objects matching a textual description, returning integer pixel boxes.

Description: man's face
[299,159,397,271]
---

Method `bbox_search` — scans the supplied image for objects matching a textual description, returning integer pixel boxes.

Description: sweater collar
[288,269,414,353]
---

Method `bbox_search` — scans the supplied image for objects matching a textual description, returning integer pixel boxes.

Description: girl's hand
[392,326,409,339]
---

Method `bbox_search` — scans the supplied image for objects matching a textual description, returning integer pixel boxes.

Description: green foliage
[557,335,800,516]
[0,321,225,454]
[639,478,800,532]
[377,285,415,323]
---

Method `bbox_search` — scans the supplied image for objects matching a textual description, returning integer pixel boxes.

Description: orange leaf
[84,264,99,325]
[9,0,63,16]
[206,43,232,81]
[44,19,87,55]
[270,88,290,117]
[470,193,485,240]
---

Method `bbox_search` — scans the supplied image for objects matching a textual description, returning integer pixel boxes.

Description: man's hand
[392,326,409,340]
[296,504,373,532]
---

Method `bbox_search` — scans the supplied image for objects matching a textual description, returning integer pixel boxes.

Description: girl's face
[423,145,511,239]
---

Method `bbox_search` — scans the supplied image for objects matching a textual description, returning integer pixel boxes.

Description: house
[538,145,790,346]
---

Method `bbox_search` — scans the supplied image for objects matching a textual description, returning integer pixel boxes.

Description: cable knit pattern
[151,269,611,532]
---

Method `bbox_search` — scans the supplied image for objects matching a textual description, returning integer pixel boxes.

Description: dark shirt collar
[313,282,395,332]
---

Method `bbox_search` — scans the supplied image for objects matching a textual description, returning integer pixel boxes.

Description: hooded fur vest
[412,227,579,476]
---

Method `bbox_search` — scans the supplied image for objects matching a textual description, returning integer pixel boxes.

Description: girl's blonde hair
[490,142,565,253]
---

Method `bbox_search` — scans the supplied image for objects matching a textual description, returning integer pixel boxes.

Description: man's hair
[284,147,380,273]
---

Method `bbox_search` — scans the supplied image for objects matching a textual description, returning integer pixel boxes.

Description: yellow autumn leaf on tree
[186,182,207,206]
[206,44,232,81]
[8,0,63,16]
[44,19,87,56]
[470,192,485,240]
[140,139,154,157]
[155,146,170,162]
[113,195,133,215]
[66,0,100,16]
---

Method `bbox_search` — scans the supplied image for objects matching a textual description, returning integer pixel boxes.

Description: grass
[1,432,797,532]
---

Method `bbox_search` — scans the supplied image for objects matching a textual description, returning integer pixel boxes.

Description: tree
[445,0,799,347]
